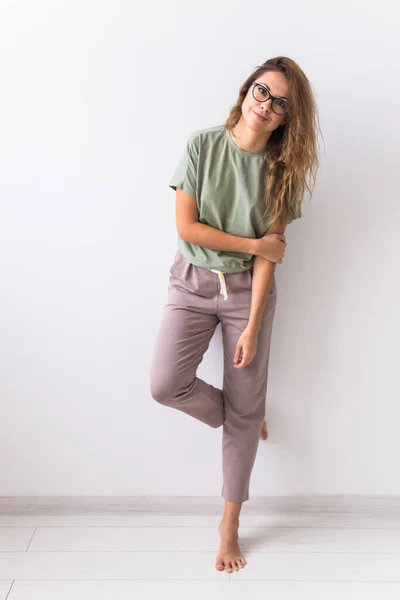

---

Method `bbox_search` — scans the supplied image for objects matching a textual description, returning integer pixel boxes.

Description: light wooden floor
[1,512,400,599]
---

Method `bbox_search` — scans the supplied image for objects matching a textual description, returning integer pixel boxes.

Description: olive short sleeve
[283,200,303,226]
[293,205,303,219]
[169,132,199,199]
[289,197,303,222]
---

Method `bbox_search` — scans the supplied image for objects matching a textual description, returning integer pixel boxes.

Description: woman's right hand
[256,233,287,263]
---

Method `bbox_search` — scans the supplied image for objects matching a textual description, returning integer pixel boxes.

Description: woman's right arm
[175,188,286,263]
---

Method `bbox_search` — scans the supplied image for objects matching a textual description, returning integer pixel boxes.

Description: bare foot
[215,519,247,573]
[260,419,268,441]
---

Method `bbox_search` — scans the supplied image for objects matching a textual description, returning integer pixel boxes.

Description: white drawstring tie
[210,269,228,300]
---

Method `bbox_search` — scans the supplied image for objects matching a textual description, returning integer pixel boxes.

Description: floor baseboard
[1,495,400,517]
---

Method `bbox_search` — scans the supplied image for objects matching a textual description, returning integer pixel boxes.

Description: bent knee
[150,376,179,406]
[150,372,194,406]
[150,380,168,405]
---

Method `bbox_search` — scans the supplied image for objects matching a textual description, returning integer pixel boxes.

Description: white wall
[0,0,399,498]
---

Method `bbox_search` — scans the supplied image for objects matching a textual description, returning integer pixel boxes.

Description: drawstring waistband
[210,269,228,300]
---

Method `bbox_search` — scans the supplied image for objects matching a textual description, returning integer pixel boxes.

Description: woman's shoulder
[187,124,226,149]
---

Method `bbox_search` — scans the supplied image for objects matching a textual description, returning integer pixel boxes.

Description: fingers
[234,348,255,369]
[237,350,249,368]
[233,342,242,365]
[234,349,245,368]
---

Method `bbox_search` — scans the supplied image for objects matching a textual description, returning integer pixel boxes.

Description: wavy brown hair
[224,56,322,229]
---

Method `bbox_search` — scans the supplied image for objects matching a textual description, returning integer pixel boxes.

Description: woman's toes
[216,562,224,571]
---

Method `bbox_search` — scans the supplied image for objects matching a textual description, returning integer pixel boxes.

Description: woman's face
[241,70,290,133]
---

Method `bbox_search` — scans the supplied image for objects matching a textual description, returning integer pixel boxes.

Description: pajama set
[150,125,301,503]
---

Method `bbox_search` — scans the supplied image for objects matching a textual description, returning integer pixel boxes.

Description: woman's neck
[230,118,270,153]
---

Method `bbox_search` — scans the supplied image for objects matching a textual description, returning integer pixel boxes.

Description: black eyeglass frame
[250,81,290,115]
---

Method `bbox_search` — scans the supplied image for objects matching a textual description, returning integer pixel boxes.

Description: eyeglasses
[251,82,289,115]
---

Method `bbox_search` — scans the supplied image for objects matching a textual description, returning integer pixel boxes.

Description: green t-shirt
[169,124,301,274]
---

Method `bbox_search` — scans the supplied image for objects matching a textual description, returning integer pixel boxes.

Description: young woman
[150,56,320,574]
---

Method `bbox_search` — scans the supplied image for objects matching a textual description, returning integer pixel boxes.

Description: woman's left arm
[233,227,285,369]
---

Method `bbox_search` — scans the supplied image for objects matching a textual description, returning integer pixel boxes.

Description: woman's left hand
[233,326,258,369]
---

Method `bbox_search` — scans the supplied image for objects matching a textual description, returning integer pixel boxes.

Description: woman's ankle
[221,516,240,526]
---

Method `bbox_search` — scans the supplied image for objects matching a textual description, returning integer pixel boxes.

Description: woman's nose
[260,97,272,110]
